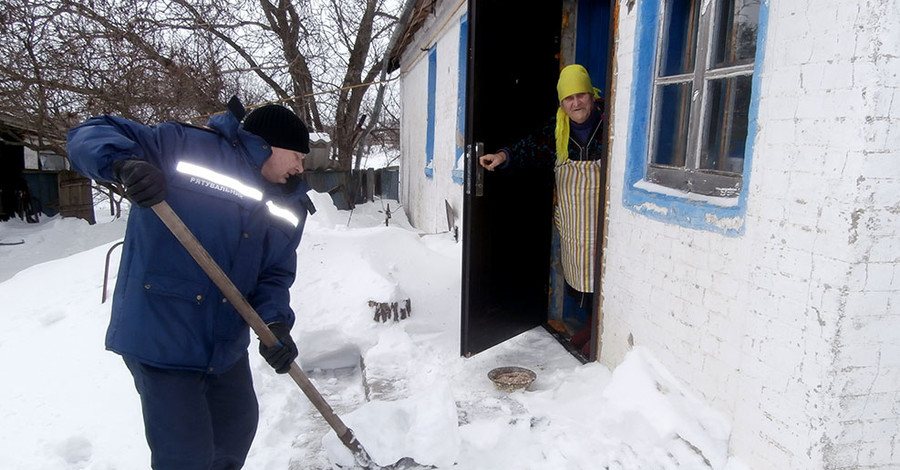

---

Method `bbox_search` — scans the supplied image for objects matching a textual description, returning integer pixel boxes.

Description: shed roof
[0,113,28,145]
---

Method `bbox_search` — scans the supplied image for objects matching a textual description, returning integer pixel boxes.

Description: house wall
[398,0,467,234]
[602,2,900,469]
[395,0,899,467]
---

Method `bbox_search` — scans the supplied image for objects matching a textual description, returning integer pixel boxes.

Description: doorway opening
[461,0,614,362]
[544,0,614,363]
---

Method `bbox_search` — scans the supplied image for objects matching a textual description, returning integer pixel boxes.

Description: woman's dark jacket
[501,102,604,169]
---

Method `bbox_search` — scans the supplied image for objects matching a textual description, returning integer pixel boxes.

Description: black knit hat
[242,104,310,153]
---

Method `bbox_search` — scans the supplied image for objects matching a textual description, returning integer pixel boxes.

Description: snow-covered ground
[0,192,747,469]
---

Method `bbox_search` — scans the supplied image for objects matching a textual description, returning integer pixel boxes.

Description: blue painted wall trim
[452,14,468,185]
[623,0,769,236]
[425,45,437,179]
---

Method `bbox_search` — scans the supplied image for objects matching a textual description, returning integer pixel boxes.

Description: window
[623,0,767,235]
[38,153,69,171]
[647,0,760,197]
[425,45,437,179]
[452,14,468,185]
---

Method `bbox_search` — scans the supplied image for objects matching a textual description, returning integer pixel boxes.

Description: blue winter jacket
[67,100,314,374]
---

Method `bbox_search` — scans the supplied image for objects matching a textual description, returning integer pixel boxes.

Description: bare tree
[0,0,402,171]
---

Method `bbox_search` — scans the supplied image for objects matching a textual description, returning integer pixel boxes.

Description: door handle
[466,142,485,197]
[474,142,484,197]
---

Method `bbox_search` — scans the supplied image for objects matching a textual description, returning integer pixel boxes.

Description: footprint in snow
[56,435,92,464]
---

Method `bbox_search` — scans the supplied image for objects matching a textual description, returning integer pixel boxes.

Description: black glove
[259,322,298,374]
[113,159,167,208]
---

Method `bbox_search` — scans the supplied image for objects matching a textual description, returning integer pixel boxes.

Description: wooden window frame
[646,0,757,198]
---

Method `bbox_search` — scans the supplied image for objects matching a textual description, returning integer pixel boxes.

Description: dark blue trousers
[124,355,259,470]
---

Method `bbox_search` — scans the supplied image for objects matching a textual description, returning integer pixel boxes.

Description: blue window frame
[425,45,437,179]
[452,14,468,185]
[624,0,769,235]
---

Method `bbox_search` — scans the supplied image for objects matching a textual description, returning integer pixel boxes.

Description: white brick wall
[397,1,466,234]
[602,1,900,469]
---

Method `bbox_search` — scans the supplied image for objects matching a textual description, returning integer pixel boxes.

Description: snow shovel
[150,200,427,470]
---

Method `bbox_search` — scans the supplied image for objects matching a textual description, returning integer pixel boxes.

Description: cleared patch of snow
[0,190,744,469]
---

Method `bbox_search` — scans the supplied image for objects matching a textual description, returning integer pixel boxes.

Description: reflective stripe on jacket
[67,103,313,373]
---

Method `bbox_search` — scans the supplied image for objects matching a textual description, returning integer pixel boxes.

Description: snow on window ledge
[633,180,740,208]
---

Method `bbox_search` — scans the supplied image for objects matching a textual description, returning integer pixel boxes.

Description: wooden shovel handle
[150,201,370,461]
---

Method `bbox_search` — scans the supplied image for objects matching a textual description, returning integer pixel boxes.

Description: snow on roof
[310,132,331,143]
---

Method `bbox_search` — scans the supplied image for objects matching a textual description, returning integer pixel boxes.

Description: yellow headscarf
[555,64,601,165]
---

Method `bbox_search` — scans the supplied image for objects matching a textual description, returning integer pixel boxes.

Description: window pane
[651,82,692,167]
[659,0,700,76]
[711,0,760,67]
[701,75,752,174]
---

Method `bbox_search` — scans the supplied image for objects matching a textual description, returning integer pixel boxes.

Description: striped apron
[554,159,602,293]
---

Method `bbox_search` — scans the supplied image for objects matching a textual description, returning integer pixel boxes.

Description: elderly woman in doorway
[479,64,605,356]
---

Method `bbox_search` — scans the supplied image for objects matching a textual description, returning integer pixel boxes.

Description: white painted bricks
[602,1,900,469]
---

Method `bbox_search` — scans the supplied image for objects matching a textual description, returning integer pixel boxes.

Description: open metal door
[461,0,563,357]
